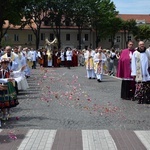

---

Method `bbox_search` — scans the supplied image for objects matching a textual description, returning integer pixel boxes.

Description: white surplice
[11,69,29,90]
[94,52,106,80]
[131,50,150,82]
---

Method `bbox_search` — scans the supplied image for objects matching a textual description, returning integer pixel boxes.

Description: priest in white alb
[131,41,150,104]
[94,47,107,82]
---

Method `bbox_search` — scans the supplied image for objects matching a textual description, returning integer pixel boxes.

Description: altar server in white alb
[94,47,107,82]
[30,48,37,69]
[84,46,95,79]
[131,41,150,104]
[66,48,72,69]
[60,49,65,66]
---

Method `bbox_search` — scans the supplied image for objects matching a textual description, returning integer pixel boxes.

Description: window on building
[14,34,19,42]
[41,33,45,41]
[85,34,88,41]
[66,34,70,41]
[116,36,120,42]
[50,33,54,41]
[127,35,132,41]
[28,34,32,42]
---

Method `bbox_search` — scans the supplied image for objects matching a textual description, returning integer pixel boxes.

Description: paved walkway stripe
[82,130,117,150]
[0,129,150,150]
[51,130,83,150]
[0,129,28,150]
[135,131,150,150]
[18,129,56,150]
[109,130,147,150]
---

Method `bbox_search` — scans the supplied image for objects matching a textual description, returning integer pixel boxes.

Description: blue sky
[112,0,150,14]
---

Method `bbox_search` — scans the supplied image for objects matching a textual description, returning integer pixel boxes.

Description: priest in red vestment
[117,41,135,100]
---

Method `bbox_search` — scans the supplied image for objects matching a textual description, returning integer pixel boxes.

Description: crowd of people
[117,41,150,104]
[0,46,32,125]
[83,41,150,105]
[37,47,79,68]
[33,43,150,105]
[35,46,120,76]
[83,46,119,81]
[0,41,149,126]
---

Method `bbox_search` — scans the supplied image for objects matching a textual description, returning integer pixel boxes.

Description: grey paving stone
[2,66,150,130]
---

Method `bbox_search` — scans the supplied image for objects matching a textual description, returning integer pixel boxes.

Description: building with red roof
[2,14,150,50]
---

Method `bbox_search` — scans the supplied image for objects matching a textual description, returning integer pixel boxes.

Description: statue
[45,37,58,50]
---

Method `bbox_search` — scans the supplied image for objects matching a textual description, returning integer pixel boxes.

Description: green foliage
[133,24,150,41]
[62,0,118,47]
[3,0,148,49]
[0,0,30,25]
[0,0,30,45]
[87,0,118,46]
[22,0,51,49]
[1,38,13,47]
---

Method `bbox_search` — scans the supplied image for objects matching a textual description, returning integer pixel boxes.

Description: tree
[90,0,118,47]
[133,24,150,42]
[64,0,91,49]
[46,0,67,49]
[45,0,118,49]
[121,20,128,48]
[121,19,137,47]
[126,19,137,37]
[22,0,67,49]
[22,0,50,49]
[20,0,120,49]
[0,0,30,46]
[106,17,123,48]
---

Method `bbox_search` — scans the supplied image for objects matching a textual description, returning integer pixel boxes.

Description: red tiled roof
[3,21,87,30]
[118,14,150,23]
[3,14,150,30]
[3,20,36,30]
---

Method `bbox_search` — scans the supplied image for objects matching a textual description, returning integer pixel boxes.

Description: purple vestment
[117,48,135,79]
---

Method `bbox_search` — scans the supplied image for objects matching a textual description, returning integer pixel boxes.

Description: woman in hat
[0,58,19,120]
